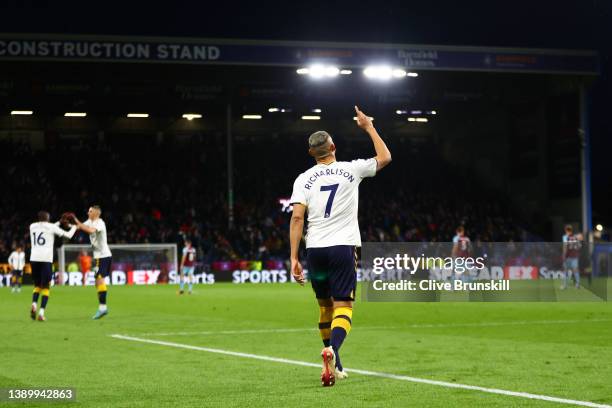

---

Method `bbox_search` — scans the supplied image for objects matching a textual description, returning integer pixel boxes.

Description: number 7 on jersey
[320,184,339,218]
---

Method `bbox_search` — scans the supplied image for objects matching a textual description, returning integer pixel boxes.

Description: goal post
[57,243,178,286]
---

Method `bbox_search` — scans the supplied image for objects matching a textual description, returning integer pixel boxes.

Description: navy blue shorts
[307,245,357,301]
[31,261,53,288]
[94,257,112,279]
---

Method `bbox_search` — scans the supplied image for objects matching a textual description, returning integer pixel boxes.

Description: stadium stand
[0,135,530,263]
[1,133,532,264]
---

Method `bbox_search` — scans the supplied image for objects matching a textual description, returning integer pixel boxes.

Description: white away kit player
[29,211,77,321]
[289,106,391,386]
[74,205,113,319]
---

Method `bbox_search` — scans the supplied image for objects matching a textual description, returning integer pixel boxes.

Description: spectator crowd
[1,135,532,264]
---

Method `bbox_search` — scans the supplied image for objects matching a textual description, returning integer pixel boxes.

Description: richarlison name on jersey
[372,279,511,292]
[304,168,355,190]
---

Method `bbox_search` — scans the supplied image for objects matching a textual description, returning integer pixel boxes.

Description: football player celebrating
[8,244,25,293]
[289,106,391,386]
[73,205,113,319]
[29,211,77,321]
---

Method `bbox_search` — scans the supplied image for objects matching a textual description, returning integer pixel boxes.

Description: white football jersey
[29,222,77,263]
[290,158,377,248]
[8,251,26,270]
[84,218,112,259]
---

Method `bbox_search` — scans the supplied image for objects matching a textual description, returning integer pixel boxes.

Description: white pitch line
[110,334,611,408]
[131,318,612,337]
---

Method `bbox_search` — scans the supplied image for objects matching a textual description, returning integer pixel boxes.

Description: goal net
[57,244,178,286]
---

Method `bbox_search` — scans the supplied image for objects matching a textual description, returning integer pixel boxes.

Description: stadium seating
[0,136,532,263]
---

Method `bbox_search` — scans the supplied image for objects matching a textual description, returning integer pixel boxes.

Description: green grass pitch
[1,283,611,407]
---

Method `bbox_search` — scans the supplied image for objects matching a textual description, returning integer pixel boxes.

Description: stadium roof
[0,33,600,76]
[0,33,597,142]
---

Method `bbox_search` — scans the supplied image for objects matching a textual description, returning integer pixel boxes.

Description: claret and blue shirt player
[179,238,197,295]
[561,224,582,289]
[289,106,392,387]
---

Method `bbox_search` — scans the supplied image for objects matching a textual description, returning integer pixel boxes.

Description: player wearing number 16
[289,106,391,386]
[29,211,77,321]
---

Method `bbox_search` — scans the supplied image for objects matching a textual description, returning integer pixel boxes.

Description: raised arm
[53,222,77,239]
[74,216,96,235]
[355,105,392,171]
[289,203,306,286]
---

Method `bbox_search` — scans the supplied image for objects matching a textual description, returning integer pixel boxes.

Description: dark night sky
[2,1,609,48]
[2,0,611,223]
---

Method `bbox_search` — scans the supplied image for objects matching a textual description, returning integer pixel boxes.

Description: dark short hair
[308,131,334,160]
[308,131,331,148]
[565,225,573,232]
[37,211,50,222]
[185,238,192,244]
[91,205,102,212]
[456,226,465,234]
